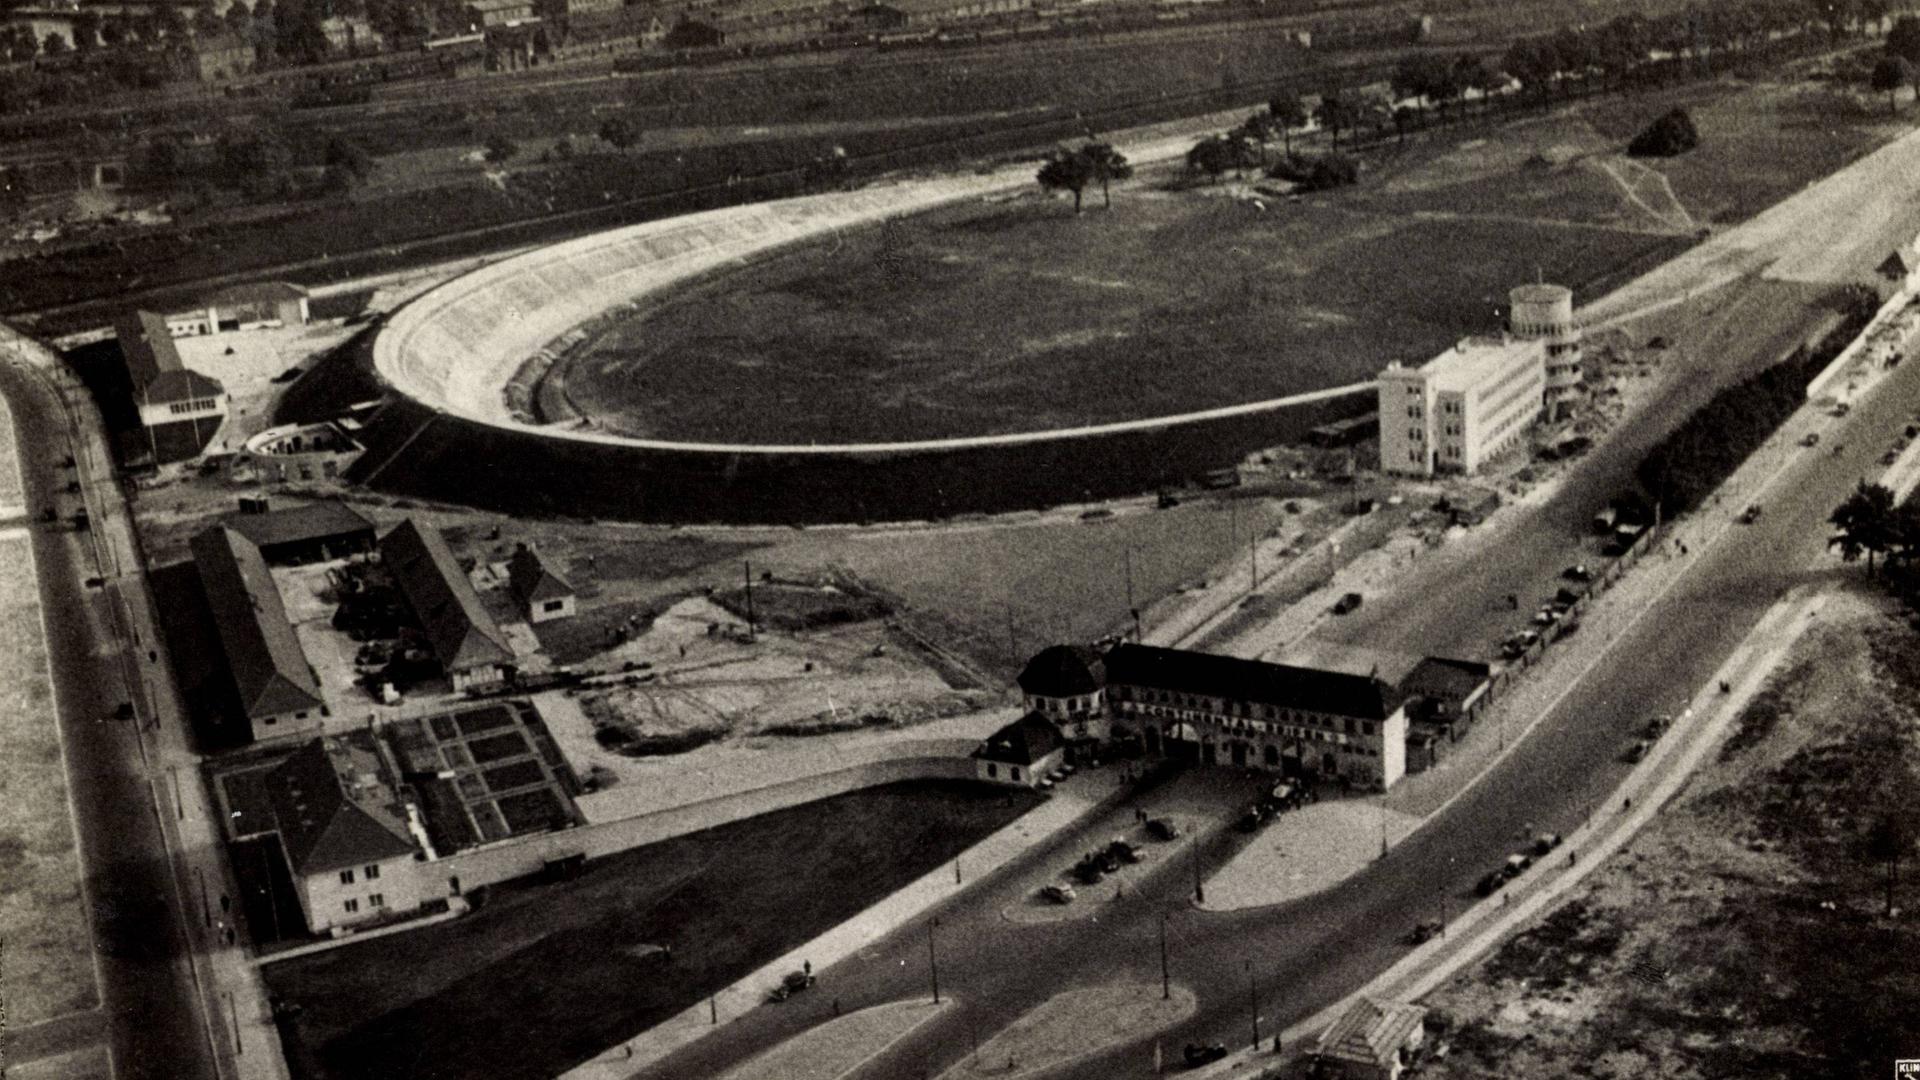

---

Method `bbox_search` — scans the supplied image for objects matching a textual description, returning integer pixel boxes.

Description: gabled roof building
[379,519,513,692]
[506,543,575,623]
[115,310,228,459]
[1312,997,1428,1080]
[191,526,326,740]
[973,712,1064,787]
[262,736,429,934]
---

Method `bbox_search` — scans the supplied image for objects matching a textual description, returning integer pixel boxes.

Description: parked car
[1107,838,1143,863]
[1332,592,1364,615]
[1503,853,1533,880]
[1073,856,1106,885]
[1831,402,1851,417]
[1157,491,1182,509]
[1801,432,1821,448]
[1739,505,1763,524]
[1624,739,1652,763]
[1644,714,1672,738]
[1079,508,1115,521]
[1146,817,1182,841]
[1406,920,1444,945]
[1562,564,1593,582]
[1183,1042,1229,1068]
[1474,871,1505,897]
[1236,807,1267,833]
[1554,587,1582,606]
[1041,883,1076,904]
[1884,450,1901,466]
[1532,832,1564,856]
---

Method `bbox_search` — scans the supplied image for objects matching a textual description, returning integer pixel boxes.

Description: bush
[1266,152,1358,191]
[484,133,518,164]
[1627,107,1700,157]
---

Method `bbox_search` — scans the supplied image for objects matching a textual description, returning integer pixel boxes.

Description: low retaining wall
[347,384,1373,524]
[435,754,979,895]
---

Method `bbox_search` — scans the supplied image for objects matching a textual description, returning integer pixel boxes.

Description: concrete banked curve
[374,166,1372,456]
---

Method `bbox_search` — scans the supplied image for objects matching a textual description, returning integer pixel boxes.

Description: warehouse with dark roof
[190,526,327,741]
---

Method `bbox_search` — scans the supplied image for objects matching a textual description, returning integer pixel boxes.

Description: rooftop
[1315,997,1426,1068]
[221,499,377,553]
[506,544,573,609]
[1017,643,1106,698]
[116,309,227,404]
[207,280,309,307]
[1420,334,1543,395]
[379,519,514,674]
[1270,641,1422,688]
[190,527,324,720]
[1509,282,1572,305]
[975,712,1060,766]
[1104,643,1402,720]
[266,736,418,875]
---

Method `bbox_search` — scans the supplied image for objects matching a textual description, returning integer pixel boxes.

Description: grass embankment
[266,779,1042,1080]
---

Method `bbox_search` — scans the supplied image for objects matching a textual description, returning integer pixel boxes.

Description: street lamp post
[927,917,941,1005]
[1190,837,1205,905]
[1159,911,1171,1000]
[1246,961,1261,1051]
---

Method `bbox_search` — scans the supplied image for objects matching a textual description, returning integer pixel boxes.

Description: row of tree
[1870,16,1920,111]
[1,0,476,67]
[1829,480,1920,573]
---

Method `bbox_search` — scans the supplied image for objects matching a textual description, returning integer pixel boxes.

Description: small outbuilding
[507,543,575,623]
[973,712,1064,788]
[1310,997,1427,1080]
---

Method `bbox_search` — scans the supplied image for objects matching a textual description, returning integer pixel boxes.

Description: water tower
[1508,282,1581,419]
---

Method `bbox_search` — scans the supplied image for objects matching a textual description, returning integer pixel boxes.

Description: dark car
[1146,817,1182,841]
[1332,592,1364,615]
[1406,920,1444,945]
[1562,564,1593,582]
[1739,505,1763,525]
[1072,856,1107,885]
[1183,1042,1229,1068]
[1475,871,1505,897]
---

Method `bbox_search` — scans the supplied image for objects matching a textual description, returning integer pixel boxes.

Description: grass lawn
[0,535,96,1025]
[265,780,1043,1080]
[554,74,1893,446]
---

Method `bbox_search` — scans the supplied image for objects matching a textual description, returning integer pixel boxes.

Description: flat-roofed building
[1379,333,1545,477]
[191,527,327,741]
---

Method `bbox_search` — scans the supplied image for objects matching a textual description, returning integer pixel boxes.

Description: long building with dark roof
[190,526,327,741]
[379,519,513,692]
[1102,642,1409,790]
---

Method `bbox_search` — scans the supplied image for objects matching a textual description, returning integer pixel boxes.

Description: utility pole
[1159,911,1171,1000]
[1005,603,1018,667]
[1190,837,1205,905]
[1380,798,1389,859]
[927,917,941,1004]
[1246,961,1261,1051]
[742,561,757,642]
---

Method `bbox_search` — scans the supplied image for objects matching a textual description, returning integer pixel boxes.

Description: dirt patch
[1418,587,1920,1080]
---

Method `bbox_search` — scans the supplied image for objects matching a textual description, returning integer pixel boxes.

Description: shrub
[1627,107,1700,157]
[1266,152,1358,191]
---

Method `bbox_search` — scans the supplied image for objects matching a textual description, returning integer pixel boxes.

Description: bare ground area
[1415,586,1920,1080]
[0,534,95,1025]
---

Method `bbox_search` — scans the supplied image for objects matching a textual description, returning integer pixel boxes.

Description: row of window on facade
[343,894,387,914]
[338,863,382,884]
[982,762,1026,782]
[1035,695,1096,714]
[168,398,223,415]
[1124,700,1373,738]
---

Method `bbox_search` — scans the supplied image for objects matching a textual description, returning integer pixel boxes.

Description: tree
[1081,142,1131,210]
[101,15,131,46]
[1872,54,1914,113]
[1037,149,1093,213]
[1628,107,1701,157]
[1891,15,1920,62]
[73,12,101,51]
[1316,90,1362,147]
[224,1,253,37]
[484,133,518,163]
[1863,813,1909,917]
[1235,112,1276,164]
[194,6,224,37]
[1830,480,1897,573]
[1186,134,1237,181]
[42,32,68,55]
[598,116,639,150]
[1452,53,1497,111]
[324,135,374,181]
[1269,91,1307,154]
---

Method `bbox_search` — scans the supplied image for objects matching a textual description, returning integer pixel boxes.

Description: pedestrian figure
[220,893,231,913]
[1569,850,1577,867]
[1624,797,1632,811]
[832,998,841,1017]
[803,960,811,978]
[224,927,236,946]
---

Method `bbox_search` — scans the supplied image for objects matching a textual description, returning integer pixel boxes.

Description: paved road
[0,359,220,1080]
[626,307,1920,1080]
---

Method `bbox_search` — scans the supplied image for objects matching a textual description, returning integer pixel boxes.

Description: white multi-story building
[1378,334,1546,477]
[1509,283,1582,418]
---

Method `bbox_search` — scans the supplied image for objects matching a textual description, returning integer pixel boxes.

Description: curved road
[629,321,1920,1080]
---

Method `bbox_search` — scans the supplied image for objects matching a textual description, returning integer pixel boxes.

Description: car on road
[1236,806,1269,833]
[1739,505,1763,524]
[769,970,817,1001]
[1832,402,1851,417]
[1644,715,1672,738]
[1503,853,1533,880]
[1183,1043,1229,1068]
[1532,832,1564,856]
[1332,592,1364,615]
[1406,920,1444,945]
[1801,432,1821,448]
[1079,508,1114,521]
[1474,871,1506,897]
[1040,883,1076,904]
[1072,857,1106,885]
[1624,739,1652,763]
[1531,607,1561,628]
[1884,450,1901,466]
[1562,564,1593,582]
[1107,838,1143,863]
[1146,817,1182,841]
